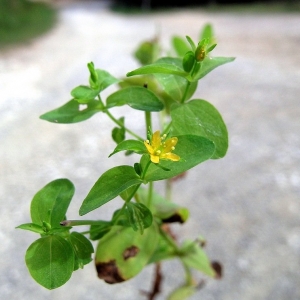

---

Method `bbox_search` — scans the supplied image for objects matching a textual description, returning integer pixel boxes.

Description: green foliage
[17,24,233,299]
[0,1,57,49]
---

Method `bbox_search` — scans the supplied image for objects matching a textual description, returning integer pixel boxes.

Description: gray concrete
[1,1,300,299]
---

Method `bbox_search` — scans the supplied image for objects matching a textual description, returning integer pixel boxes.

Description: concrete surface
[1,1,300,299]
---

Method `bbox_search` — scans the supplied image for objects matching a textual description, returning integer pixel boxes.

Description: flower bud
[182,51,195,72]
[195,46,206,62]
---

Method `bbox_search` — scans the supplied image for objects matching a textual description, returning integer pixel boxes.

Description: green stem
[60,220,108,227]
[145,111,152,135]
[181,80,191,103]
[159,226,179,253]
[97,95,143,141]
[181,260,193,285]
[141,160,152,179]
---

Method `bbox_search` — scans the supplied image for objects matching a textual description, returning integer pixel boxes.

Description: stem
[181,260,193,285]
[60,220,108,227]
[145,111,152,135]
[181,80,191,103]
[97,95,143,141]
[106,109,143,141]
[141,160,152,180]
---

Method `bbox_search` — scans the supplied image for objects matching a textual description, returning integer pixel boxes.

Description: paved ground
[1,1,300,299]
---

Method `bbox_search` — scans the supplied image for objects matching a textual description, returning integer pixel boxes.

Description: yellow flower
[144,130,180,164]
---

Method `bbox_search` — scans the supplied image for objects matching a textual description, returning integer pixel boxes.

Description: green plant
[17,24,234,299]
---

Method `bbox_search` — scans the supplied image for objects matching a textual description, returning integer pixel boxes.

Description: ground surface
[1,1,300,299]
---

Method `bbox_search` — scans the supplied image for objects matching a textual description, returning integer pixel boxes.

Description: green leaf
[79,166,142,216]
[127,62,187,78]
[71,85,100,104]
[16,223,45,234]
[126,202,153,234]
[109,140,147,157]
[153,58,198,102]
[30,179,75,228]
[141,135,215,182]
[138,188,189,223]
[25,235,74,289]
[171,100,228,158]
[95,224,158,283]
[180,240,216,277]
[112,117,125,144]
[106,86,164,112]
[167,285,197,300]
[186,36,196,51]
[200,23,214,40]
[69,232,94,270]
[191,56,235,82]
[40,99,103,124]
[91,69,119,91]
[172,36,190,57]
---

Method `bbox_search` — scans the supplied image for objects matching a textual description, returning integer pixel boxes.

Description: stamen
[146,140,150,144]
[171,146,175,150]
[155,150,161,155]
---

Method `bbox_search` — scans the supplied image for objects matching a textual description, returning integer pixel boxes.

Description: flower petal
[162,137,178,153]
[144,141,155,155]
[160,152,180,161]
[150,154,160,164]
[151,131,161,149]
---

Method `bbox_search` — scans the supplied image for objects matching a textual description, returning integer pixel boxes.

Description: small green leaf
[40,99,103,124]
[200,23,215,44]
[71,85,100,104]
[106,86,164,112]
[112,117,125,144]
[127,62,187,78]
[16,223,45,234]
[191,56,235,82]
[25,235,74,289]
[79,166,143,215]
[87,62,98,89]
[185,36,196,51]
[167,285,197,300]
[30,179,75,228]
[92,69,119,91]
[126,202,153,234]
[171,100,228,158]
[172,36,190,57]
[69,232,94,270]
[109,140,147,157]
[141,135,215,182]
[180,240,216,277]
[95,224,159,283]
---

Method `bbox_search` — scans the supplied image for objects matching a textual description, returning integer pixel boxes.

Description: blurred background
[1,0,300,299]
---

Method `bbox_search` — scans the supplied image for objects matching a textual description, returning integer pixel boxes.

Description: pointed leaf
[16,223,45,234]
[69,232,94,270]
[167,285,197,300]
[171,100,228,158]
[127,62,187,78]
[40,99,103,124]
[172,36,190,57]
[141,135,215,182]
[106,86,164,112]
[25,236,74,289]
[95,224,158,283]
[109,140,147,157]
[79,166,142,215]
[186,36,196,51]
[181,240,216,277]
[191,56,235,81]
[30,179,75,228]
[200,23,215,43]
